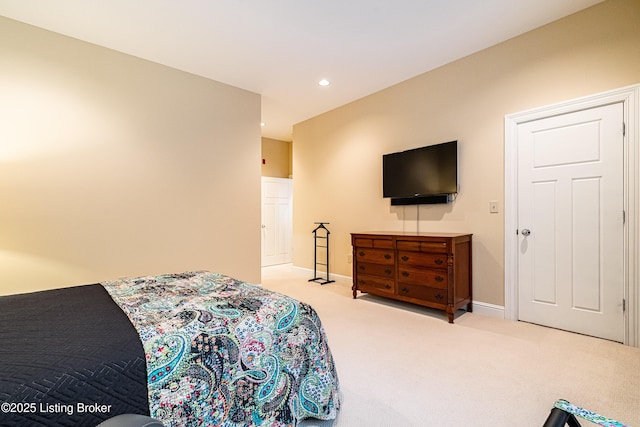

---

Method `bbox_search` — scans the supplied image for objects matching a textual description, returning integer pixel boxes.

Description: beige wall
[293,0,640,306]
[0,17,262,295]
[261,137,292,178]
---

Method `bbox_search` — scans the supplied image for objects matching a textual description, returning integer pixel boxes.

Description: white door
[261,177,293,267]
[517,102,625,342]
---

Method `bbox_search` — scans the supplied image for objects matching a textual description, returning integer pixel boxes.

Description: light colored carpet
[261,264,640,427]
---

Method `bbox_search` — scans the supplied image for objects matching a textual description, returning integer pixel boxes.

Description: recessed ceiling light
[260,122,265,127]
[318,79,330,87]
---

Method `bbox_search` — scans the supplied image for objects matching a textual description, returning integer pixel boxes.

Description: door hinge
[623,122,626,137]
[623,210,626,224]
[623,299,626,312]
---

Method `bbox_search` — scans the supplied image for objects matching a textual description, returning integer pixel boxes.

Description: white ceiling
[0,0,604,141]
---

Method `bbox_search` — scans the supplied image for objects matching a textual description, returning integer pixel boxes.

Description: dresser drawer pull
[358,279,365,285]
[401,271,409,277]
[435,293,444,300]
[401,255,409,262]
[435,276,444,282]
[435,259,443,265]
[385,284,391,290]
[359,265,365,271]
[400,287,409,294]
[359,251,366,257]
[384,269,392,275]
[384,254,391,260]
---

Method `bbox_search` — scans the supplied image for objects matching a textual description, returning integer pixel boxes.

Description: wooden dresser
[351,232,472,323]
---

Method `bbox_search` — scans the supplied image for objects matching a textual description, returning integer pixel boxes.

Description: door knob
[521,229,531,236]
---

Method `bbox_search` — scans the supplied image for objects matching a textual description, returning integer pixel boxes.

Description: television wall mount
[309,222,335,285]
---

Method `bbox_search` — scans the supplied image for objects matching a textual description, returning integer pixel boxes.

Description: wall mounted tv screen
[383,140,457,205]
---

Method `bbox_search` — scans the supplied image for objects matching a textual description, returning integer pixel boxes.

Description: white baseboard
[471,301,505,319]
[291,266,352,281]
[291,266,506,319]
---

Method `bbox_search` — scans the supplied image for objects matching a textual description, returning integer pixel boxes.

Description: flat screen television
[382,140,457,205]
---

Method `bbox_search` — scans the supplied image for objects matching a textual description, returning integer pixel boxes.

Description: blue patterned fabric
[554,399,629,427]
[102,271,340,426]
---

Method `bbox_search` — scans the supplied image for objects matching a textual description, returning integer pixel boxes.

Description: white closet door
[261,177,292,267]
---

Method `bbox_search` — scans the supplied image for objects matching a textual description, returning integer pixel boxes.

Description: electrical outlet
[490,201,499,213]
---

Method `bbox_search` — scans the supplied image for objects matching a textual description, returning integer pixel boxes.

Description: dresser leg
[352,285,357,299]
[447,310,454,324]
[467,302,473,312]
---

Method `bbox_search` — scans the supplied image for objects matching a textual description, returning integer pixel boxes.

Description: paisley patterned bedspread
[101,271,340,427]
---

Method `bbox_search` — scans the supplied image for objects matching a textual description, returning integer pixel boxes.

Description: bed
[0,271,340,426]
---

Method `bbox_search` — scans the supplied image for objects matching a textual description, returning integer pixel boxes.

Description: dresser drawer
[355,274,395,295]
[397,284,447,305]
[357,262,394,278]
[355,248,394,264]
[353,238,393,249]
[396,240,448,253]
[398,266,448,288]
[398,251,447,268]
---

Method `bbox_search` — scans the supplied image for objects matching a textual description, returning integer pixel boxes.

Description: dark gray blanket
[0,284,149,426]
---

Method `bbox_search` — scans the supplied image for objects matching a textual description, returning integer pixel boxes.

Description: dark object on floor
[96,414,164,427]
[542,399,628,427]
